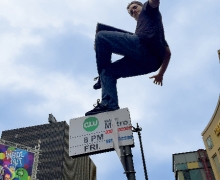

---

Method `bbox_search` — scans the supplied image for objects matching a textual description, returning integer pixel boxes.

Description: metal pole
[123,145,136,180]
[120,146,126,171]
[133,123,148,180]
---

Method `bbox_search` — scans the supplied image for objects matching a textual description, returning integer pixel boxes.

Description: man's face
[128,3,143,20]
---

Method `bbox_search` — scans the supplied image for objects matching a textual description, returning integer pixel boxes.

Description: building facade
[1,121,96,180]
[202,96,220,180]
[172,150,216,180]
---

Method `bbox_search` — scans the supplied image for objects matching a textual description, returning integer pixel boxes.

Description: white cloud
[0,31,42,62]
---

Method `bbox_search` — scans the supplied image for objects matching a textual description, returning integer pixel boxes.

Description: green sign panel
[83,117,99,132]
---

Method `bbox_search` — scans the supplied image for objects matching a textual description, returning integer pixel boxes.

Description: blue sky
[0,0,219,179]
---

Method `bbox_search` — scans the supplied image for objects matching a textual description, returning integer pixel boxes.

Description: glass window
[206,136,214,150]
[176,163,188,171]
[189,169,203,180]
[212,154,220,174]
[183,170,191,180]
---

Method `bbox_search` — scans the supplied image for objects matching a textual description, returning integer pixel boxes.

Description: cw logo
[83,117,99,132]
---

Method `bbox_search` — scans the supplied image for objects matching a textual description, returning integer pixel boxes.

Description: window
[206,136,214,150]
[212,154,220,174]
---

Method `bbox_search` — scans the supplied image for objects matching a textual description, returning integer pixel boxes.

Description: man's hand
[149,74,163,86]
[150,46,171,86]
[149,0,160,8]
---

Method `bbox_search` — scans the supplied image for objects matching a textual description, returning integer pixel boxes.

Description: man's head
[127,1,143,20]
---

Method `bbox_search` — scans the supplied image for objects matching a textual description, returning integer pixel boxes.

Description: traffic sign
[69,108,134,157]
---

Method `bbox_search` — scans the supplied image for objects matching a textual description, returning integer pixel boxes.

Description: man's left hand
[149,74,163,86]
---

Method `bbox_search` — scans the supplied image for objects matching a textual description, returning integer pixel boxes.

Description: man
[85,0,171,116]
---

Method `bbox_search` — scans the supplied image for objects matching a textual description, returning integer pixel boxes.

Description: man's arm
[149,46,171,86]
[149,0,160,8]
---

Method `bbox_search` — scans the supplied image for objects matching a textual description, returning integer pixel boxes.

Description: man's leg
[95,30,142,74]
[85,54,160,116]
[85,31,161,115]
[100,69,119,109]
[93,30,145,90]
[85,68,119,116]
[99,54,160,109]
[86,32,142,115]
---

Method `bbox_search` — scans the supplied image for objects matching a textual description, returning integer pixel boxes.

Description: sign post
[124,146,136,180]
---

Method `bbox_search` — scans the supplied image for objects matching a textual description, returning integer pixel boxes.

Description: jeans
[95,31,161,109]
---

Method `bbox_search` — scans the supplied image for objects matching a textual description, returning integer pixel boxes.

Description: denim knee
[95,31,107,41]
[101,68,111,77]
[101,68,118,79]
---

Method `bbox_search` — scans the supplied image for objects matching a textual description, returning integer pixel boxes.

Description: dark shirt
[135,1,168,59]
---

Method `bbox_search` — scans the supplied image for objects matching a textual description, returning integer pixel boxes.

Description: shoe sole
[93,85,101,90]
[85,108,119,116]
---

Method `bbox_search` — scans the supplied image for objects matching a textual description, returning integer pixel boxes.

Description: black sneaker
[93,76,101,90]
[85,99,119,116]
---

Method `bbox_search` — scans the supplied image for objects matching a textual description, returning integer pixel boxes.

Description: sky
[0,0,219,179]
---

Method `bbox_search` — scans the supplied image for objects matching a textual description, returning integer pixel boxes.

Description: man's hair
[127,1,143,10]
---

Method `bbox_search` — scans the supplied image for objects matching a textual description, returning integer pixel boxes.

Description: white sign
[69,108,134,157]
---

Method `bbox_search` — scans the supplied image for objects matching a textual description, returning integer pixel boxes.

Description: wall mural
[0,144,35,180]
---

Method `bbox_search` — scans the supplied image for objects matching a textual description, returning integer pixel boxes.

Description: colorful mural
[0,144,35,180]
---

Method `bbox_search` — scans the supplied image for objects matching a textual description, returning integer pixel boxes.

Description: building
[172,150,216,180]
[1,121,96,180]
[202,96,220,180]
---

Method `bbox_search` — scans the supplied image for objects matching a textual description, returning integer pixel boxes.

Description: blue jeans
[95,31,161,109]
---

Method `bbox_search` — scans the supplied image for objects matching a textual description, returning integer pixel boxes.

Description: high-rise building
[202,96,220,180]
[1,121,96,180]
[172,150,216,180]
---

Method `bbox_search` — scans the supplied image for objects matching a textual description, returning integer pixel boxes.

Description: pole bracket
[124,171,136,174]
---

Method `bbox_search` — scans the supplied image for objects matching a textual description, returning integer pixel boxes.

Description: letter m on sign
[97,134,103,141]
[105,120,111,129]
